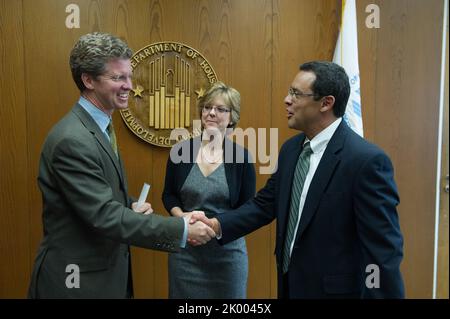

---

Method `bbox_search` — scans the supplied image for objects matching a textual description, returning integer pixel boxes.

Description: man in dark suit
[195,61,404,298]
[28,32,215,298]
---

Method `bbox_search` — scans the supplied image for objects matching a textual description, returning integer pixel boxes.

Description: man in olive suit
[28,33,215,298]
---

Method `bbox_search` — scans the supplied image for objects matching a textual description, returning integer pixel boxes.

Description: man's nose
[123,77,132,90]
[284,94,292,105]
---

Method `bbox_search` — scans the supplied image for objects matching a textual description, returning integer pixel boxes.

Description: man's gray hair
[69,32,133,91]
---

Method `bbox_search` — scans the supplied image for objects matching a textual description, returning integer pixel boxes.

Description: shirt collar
[304,117,342,154]
[78,96,111,133]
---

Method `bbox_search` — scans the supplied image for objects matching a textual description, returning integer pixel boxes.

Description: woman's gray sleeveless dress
[168,163,248,298]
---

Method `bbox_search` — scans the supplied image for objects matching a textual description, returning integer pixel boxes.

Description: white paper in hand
[137,183,151,209]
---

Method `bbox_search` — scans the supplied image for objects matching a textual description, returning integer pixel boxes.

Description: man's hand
[187,214,221,246]
[190,213,221,235]
[185,215,216,246]
[182,210,205,220]
[132,202,153,215]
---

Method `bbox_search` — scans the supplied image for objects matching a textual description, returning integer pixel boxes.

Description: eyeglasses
[202,105,231,114]
[101,73,133,83]
[288,87,316,99]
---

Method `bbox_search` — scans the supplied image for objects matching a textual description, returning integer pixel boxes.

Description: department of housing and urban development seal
[120,42,218,147]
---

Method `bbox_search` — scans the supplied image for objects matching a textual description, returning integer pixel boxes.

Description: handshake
[184,211,221,246]
[132,202,220,247]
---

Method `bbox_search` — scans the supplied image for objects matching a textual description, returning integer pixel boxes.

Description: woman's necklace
[200,143,223,164]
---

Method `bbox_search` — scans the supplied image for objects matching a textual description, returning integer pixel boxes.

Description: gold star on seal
[195,87,205,99]
[131,85,144,98]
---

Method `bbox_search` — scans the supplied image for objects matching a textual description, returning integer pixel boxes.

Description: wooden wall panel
[355,0,445,298]
[23,0,82,275]
[356,0,377,142]
[273,0,340,144]
[0,0,30,298]
[369,0,443,298]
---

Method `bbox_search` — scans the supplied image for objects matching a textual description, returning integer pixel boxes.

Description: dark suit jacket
[162,137,256,214]
[28,103,184,298]
[217,121,404,298]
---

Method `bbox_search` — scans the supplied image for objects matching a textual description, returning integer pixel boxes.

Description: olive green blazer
[28,103,184,298]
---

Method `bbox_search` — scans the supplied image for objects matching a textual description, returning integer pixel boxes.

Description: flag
[333,0,364,137]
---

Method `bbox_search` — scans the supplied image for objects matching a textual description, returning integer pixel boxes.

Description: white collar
[304,118,342,154]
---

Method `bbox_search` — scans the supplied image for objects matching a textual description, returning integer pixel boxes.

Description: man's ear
[81,73,95,90]
[320,95,335,113]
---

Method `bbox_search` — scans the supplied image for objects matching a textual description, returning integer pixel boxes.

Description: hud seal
[120,42,218,147]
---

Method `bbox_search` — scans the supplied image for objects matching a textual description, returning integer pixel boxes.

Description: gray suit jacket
[28,103,184,298]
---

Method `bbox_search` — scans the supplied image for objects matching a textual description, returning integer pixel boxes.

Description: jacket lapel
[295,121,349,241]
[72,104,125,186]
[118,155,128,194]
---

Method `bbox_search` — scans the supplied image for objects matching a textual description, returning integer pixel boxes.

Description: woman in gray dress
[162,82,256,298]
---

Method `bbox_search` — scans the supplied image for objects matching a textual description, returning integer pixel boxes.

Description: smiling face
[81,58,132,115]
[284,70,324,132]
[201,95,232,131]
